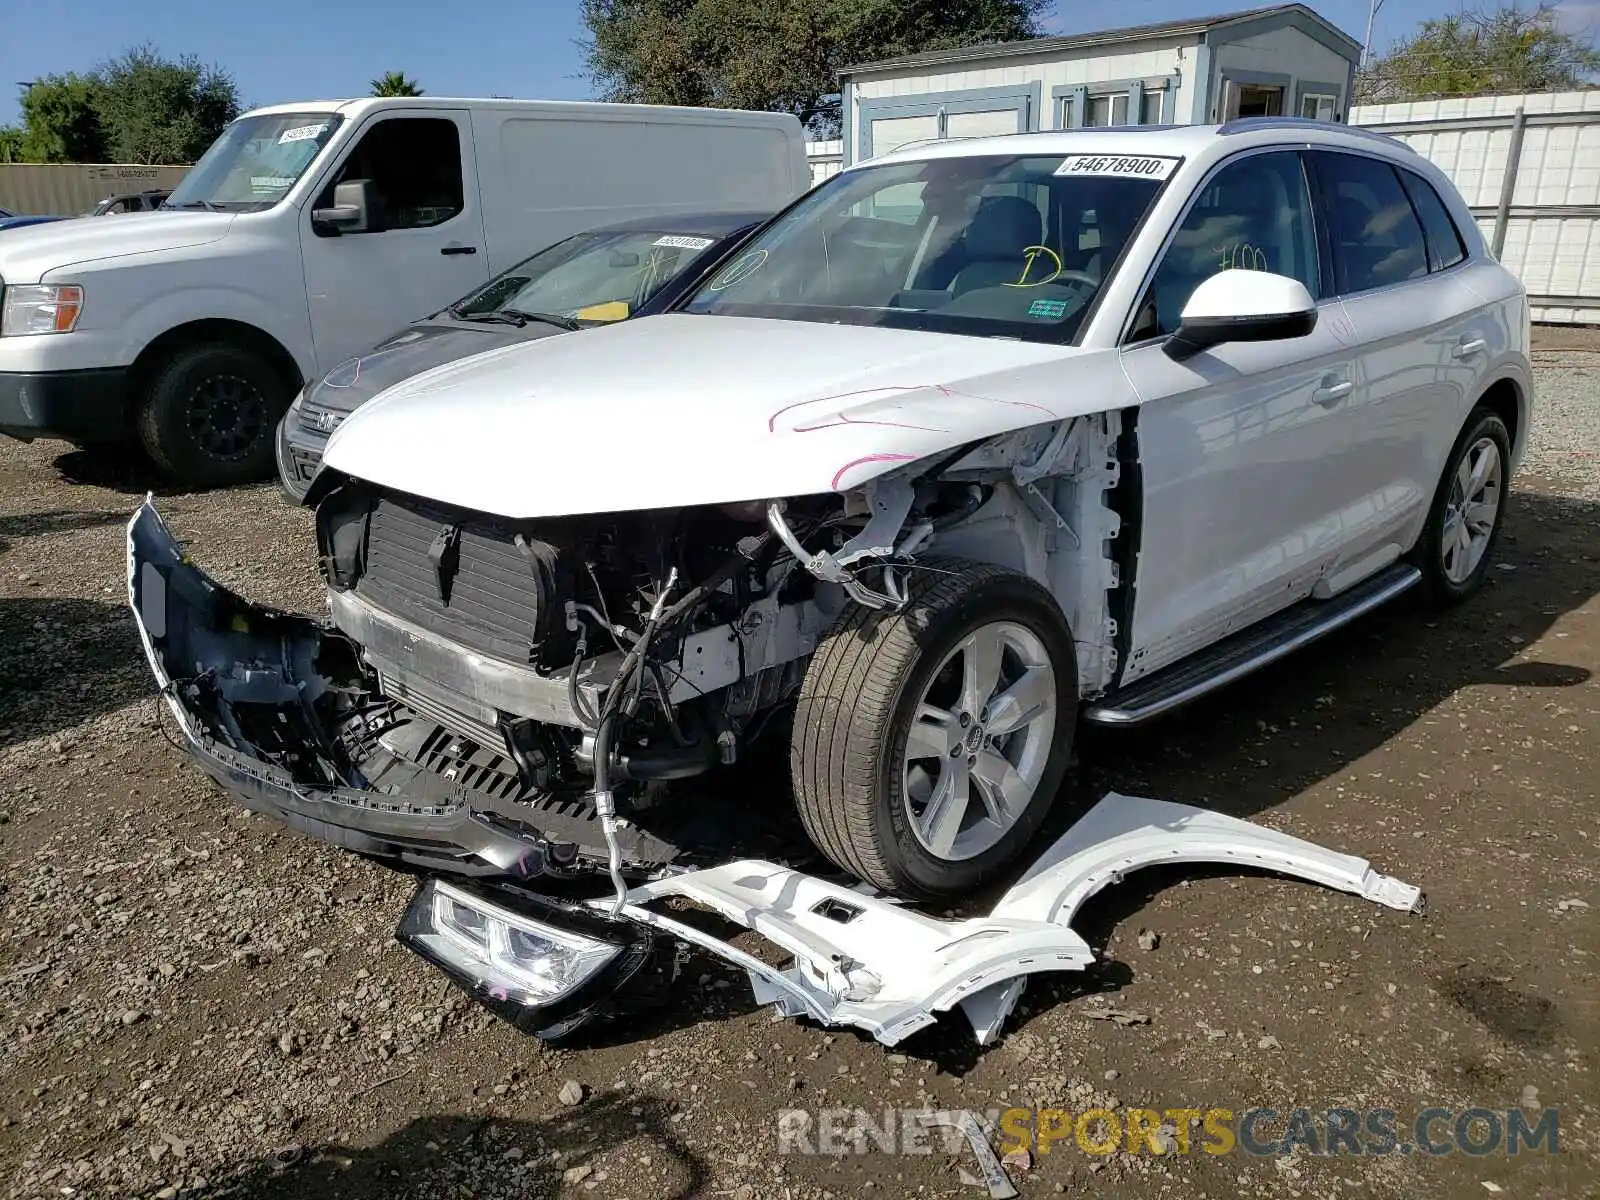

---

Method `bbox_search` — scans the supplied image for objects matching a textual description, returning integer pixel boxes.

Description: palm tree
[369,72,423,97]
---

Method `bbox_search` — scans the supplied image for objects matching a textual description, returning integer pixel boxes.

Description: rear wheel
[136,343,291,487]
[1414,405,1511,606]
[791,559,1077,899]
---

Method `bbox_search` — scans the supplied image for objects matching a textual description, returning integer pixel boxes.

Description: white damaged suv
[131,119,1527,957]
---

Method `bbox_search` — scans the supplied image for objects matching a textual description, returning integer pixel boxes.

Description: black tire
[136,343,291,487]
[791,558,1077,900]
[1413,405,1512,607]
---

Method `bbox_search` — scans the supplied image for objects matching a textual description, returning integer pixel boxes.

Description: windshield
[681,153,1175,342]
[164,113,344,211]
[451,228,729,323]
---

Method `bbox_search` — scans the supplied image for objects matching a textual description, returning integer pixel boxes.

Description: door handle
[440,245,478,256]
[1311,379,1353,406]
[1452,338,1487,358]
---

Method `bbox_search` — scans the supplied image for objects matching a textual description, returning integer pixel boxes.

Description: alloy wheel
[1440,436,1502,585]
[902,620,1058,862]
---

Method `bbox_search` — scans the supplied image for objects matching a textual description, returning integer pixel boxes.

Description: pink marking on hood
[831,453,916,491]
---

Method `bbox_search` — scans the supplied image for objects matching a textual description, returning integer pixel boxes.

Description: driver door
[300,110,490,374]
[1117,149,1359,683]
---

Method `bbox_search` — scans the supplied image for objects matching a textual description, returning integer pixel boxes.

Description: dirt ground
[1,348,1597,1200]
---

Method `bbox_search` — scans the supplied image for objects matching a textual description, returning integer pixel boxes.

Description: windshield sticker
[1054,154,1178,180]
[1027,298,1068,319]
[708,248,768,290]
[653,234,716,251]
[277,123,329,145]
[249,176,297,190]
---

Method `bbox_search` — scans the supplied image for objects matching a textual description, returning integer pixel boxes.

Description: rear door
[1307,150,1489,568]
[300,110,490,374]
[1118,149,1359,681]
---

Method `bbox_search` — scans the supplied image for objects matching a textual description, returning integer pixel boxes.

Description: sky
[3,0,1597,128]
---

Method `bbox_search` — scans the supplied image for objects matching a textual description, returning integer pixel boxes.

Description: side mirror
[1163,269,1317,362]
[312,179,375,234]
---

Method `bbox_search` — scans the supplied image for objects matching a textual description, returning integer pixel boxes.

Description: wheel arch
[130,319,305,404]
[1473,374,1526,472]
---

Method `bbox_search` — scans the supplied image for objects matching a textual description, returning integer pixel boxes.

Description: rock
[1136,928,1160,951]
[562,1163,594,1185]
[1257,1035,1281,1050]
[558,1079,585,1106]
[502,1147,523,1160]
[1103,1069,1120,1081]
[732,1186,756,1200]
[119,1010,144,1027]
[155,1188,178,1200]
[1521,1085,1540,1111]
[277,1032,296,1055]
[1002,1147,1032,1171]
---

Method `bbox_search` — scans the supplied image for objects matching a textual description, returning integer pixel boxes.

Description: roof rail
[1217,115,1416,152]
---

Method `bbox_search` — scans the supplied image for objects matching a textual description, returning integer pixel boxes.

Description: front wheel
[1414,406,1511,606]
[136,343,292,488]
[791,559,1077,900]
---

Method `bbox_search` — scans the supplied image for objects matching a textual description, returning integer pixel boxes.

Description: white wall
[1352,91,1600,325]
[850,36,1197,138]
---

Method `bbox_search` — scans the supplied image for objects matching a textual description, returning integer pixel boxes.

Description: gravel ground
[1,356,1596,1200]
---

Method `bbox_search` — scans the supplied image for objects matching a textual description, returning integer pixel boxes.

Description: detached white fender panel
[593,792,1424,1047]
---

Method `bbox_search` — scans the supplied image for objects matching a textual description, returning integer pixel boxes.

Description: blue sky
[3,0,1596,128]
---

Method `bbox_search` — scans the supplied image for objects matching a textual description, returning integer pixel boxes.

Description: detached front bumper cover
[399,793,1425,1049]
[127,499,555,877]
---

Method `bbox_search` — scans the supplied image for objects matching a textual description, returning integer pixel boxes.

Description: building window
[1300,93,1338,122]
[1141,88,1165,124]
[1085,93,1129,127]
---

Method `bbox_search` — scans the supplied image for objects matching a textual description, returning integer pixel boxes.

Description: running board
[1085,563,1422,726]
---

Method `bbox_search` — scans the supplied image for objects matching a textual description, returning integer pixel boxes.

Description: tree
[582,0,1049,134]
[370,72,424,97]
[92,45,240,163]
[16,74,106,163]
[0,125,22,164]
[1358,4,1600,103]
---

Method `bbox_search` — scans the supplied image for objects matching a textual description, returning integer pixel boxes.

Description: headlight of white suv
[1,284,84,336]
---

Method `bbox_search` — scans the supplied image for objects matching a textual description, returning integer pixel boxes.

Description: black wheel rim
[185,373,266,460]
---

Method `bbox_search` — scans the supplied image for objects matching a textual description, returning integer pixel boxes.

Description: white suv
[130,119,1528,910]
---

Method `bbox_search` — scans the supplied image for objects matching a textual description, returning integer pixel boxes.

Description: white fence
[808,89,1600,325]
[1351,91,1600,326]
[807,138,843,186]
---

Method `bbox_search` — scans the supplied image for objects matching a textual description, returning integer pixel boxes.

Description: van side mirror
[1163,269,1317,362]
[312,179,376,235]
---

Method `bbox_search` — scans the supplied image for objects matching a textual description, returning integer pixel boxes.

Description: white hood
[0,212,234,280]
[322,313,1114,518]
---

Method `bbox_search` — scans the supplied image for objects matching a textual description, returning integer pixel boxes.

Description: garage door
[856,85,1038,161]
[945,108,1027,139]
[867,113,941,158]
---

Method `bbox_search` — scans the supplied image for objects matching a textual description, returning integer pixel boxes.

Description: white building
[838,3,1362,166]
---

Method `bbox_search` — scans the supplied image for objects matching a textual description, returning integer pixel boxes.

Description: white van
[0,98,808,484]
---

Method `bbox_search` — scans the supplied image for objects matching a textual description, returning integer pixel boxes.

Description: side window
[1312,152,1428,293]
[1398,169,1466,272]
[318,117,464,231]
[1133,151,1319,340]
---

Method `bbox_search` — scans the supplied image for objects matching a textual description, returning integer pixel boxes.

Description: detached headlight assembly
[1,284,84,335]
[397,878,660,1038]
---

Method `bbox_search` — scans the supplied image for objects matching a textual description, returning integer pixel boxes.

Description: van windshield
[680,153,1175,344]
[164,113,344,212]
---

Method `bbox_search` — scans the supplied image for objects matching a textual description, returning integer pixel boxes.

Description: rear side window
[1398,169,1466,272]
[1312,152,1428,294]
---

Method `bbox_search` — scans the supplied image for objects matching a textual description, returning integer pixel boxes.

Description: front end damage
[130,464,1425,1050]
